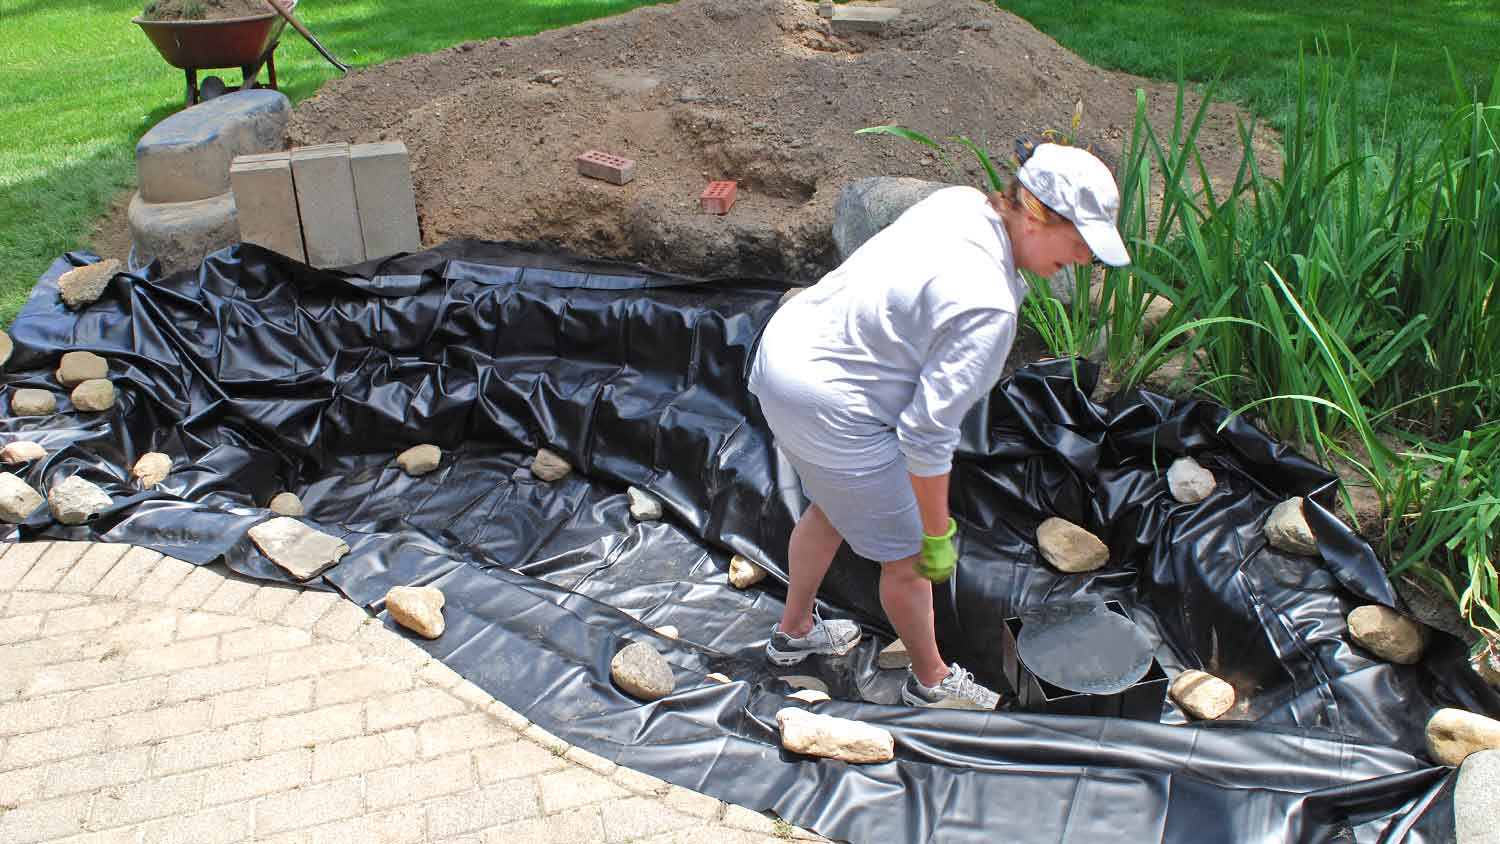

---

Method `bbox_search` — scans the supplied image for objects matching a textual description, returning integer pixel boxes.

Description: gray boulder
[532,448,572,482]
[832,177,948,261]
[248,516,349,581]
[71,379,116,412]
[48,475,112,525]
[56,351,107,387]
[1167,456,1216,504]
[11,389,56,416]
[0,473,44,523]
[59,259,120,309]
[610,641,675,700]
[131,452,172,488]
[1456,750,1500,844]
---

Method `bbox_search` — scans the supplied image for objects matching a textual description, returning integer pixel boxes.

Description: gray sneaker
[900,663,999,710]
[765,618,861,665]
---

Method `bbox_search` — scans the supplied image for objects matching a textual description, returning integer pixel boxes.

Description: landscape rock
[11,389,56,416]
[778,286,807,307]
[397,444,442,476]
[532,447,572,482]
[1166,456,1216,504]
[1141,294,1173,336]
[131,452,172,488]
[1,441,46,464]
[781,675,830,694]
[0,329,11,367]
[628,486,663,520]
[832,177,948,261]
[1347,605,1427,664]
[706,672,731,684]
[788,689,831,704]
[1427,708,1500,767]
[269,492,305,516]
[728,554,768,588]
[1036,517,1109,573]
[58,259,121,309]
[877,638,911,669]
[1475,650,1500,688]
[71,379,116,412]
[48,475,113,525]
[386,585,446,639]
[1170,669,1236,720]
[248,516,349,581]
[610,641,675,700]
[56,351,107,386]
[0,473,44,523]
[1265,497,1319,556]
[1456,750,1500,844]
[776,707,894,764]
[653,625,679,640]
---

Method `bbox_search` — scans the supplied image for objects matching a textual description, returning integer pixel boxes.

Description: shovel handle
[264,0,350,74]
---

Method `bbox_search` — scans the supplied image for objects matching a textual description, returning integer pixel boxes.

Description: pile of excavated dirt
[277,0,1275,282]
[141,0,275,21]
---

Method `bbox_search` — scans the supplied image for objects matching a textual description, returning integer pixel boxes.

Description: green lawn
[995,0,1500,144]
[0,0,670,327]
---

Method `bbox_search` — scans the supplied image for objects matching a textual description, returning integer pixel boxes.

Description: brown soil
[141,0,276,21]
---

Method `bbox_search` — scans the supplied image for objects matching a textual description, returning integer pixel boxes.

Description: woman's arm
[908,471,951,536]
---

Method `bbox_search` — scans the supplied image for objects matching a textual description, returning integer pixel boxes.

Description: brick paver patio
[0,541,824,843]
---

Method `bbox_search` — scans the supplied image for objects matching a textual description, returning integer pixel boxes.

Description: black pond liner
[4,241,1498,843]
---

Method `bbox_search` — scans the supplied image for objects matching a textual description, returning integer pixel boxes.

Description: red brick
[699,180,737,215]
[575,150,636,185]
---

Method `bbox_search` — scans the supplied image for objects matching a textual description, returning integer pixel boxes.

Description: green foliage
[181,1,206,21]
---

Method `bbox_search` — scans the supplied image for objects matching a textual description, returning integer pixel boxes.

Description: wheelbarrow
[133,1,297,107]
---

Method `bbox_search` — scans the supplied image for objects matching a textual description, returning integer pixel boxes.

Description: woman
[747,143,1131,708]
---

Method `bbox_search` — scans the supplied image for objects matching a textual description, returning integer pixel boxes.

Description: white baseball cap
[1015,143,1130,267]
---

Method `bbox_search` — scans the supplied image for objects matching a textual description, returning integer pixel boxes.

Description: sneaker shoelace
[942,664,986,700]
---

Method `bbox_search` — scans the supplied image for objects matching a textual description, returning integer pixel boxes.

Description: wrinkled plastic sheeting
[4,241,1497,844]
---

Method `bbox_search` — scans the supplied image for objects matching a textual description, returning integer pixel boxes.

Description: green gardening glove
[917,517,958,583]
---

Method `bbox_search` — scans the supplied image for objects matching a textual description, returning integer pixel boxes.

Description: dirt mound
[142,0,275,21]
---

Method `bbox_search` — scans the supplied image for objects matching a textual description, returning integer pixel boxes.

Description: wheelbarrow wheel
[199,75,229,101]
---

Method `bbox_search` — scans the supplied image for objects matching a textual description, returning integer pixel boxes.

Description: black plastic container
[1001,600,1168,721]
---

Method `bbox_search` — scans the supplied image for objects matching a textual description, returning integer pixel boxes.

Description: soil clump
[141,0,277,21]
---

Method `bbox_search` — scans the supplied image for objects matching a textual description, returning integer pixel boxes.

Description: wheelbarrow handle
[264,0,349,74]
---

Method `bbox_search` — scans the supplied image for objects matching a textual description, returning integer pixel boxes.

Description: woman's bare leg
[776,503,844,638]
[880,555,948,686]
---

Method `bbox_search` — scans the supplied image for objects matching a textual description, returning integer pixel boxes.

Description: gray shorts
[777,447,923,562]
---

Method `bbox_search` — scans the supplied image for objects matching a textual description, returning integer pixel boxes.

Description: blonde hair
[989,181,1069,227]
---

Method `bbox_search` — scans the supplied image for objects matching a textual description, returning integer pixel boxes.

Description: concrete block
[576,149,636,185]
[700,180,737,215]
[230,151,306,262]
[290,143,366,268]
[831,5,901,34]
[818,0,833,17]
[136,89,292,204]
[350,141,421,260]
[128,191,239,275]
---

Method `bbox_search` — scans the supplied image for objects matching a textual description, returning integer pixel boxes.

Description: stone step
[351,142,421,261]
[136,89,292,205]
[291,143,365,268]
[831,5,901,34]
[230,151,307,262]
[128,191,238,275]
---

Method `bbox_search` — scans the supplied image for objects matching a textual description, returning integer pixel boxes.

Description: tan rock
[11,388,56,416]
[1427,708,1500,767]
[1473,651,1500,688]
[877,638,911,669]
[1036,517,1109,573]
[1347,605,1427,664]
[610,641,675,700]
[1141,294,1173,336]
[532,447,572,482]
[728,554,767,588]
[131,452,172,488]
[248,516,349,581]
[776,707,893,764]
[1265,497,1319,556]
[386,585,446,639]
[653,625,679,640]
[0,329,11,368]
[48,475,112,525]
[706,672,731,684]
[627,486,663,520]
[0,472,44,523]
[1169,669,1235,720]
[58,259,121,309]
[788,689,830,704]
[1,441,46,464]
[56,351,107,386]
[269,492,305,516]
[1166,456,1216,504]
[396,444,442,476]
[781,675,829,694]
[71,379,115,411]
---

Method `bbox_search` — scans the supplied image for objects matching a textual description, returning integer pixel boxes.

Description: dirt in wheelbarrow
[141,0,275,22]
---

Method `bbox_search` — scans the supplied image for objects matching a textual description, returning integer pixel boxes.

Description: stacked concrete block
[229,151,306,262]
[290,143,366,268]
[831,5,901,34]
[129,89,292,273]
[350,142,421,260]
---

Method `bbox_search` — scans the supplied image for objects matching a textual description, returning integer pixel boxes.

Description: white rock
[627,486,662,520]
[1169,669,1235,720]
[776,707,894,764]
[1347,605,1427,664]
[0,472,44,523]
[396,444,441,476]
[788,689,830,703]
[877,638,911,669]
[1,441,46,464]
[0,329,11,368]
[1427,708,1500,767]
[269,492,305,516]
[706,672,731,684]
[728,554,767,588]
[653,625,679,640]
[11,388,56,416]
[48,475,112,525]
[131,452,172,488]
[1166,456,1216,504]
[71,379,115,412]
[1456,750,1500,844]
[58,259,121,309]
[532,447,572,482]
[56,350,107,386]
[248,516,349,581]
[781,675,829,694]
[610,641,675,700]
[1265,497,1318,556]
[1036,517,1109,573]
[386,585,445,639]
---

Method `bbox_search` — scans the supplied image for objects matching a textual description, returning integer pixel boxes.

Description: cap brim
[1078,222,1130,267]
